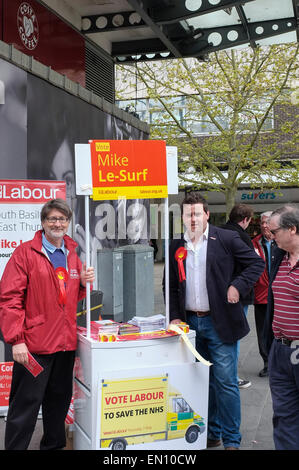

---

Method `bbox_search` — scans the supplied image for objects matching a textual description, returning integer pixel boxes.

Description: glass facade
[116,95,274,135]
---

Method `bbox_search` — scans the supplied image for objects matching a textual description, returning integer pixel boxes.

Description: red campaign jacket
[0,230,86,354]
[252,234,269,304]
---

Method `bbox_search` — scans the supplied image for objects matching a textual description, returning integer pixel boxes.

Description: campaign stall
[73,140,210,450]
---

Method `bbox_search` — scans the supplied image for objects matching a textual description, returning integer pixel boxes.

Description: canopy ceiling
[41,0,299,63]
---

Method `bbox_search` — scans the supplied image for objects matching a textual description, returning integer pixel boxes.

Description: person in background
[166,192,264,450]
[252,211,274,377]
[150,238,158,261]
[0,199,95,450]
[264,205,299,450]
[222,203,254,389]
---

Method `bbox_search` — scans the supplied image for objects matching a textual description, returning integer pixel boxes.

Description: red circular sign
[17,2,39,51]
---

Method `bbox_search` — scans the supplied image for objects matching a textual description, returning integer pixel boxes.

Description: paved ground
[0,261,275,451]
[153,262,275,451]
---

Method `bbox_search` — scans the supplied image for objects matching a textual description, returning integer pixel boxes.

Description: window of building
[116,95,274,135]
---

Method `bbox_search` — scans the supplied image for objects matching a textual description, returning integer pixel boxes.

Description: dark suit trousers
[254,304,268,365]
[269,339,299,450]
[5,350,75,450]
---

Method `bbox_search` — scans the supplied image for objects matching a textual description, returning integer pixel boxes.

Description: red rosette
[175,247,187,282]
[55,267,68,305]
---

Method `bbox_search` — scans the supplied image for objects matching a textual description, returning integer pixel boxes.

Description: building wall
[0,53,150,245]
[1,0,86,85]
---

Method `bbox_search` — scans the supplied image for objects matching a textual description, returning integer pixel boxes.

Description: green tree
[116,44,299,216]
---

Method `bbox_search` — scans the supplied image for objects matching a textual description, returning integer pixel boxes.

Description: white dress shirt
[184,223,210,312]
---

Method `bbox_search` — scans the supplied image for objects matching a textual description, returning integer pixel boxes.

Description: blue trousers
[187,314,241,448]
[236,304,248,381]
[269,339,299,450]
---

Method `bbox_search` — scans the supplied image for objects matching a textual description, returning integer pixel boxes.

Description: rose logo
[23,16,34,38]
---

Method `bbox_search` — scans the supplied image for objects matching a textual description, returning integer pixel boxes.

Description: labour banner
[0,180,66,278]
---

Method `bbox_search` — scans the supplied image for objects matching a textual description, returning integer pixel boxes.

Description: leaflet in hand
[23,353,44,377]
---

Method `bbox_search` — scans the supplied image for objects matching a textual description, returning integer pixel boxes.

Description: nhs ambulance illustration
[100,375,205,450]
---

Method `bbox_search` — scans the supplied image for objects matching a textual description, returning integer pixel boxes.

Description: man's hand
[80,263,95,287]
[170,319,183,324]
[227,285,240,304]
[12,343,29,365]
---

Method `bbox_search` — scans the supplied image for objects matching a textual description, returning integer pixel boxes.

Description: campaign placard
[89,140,168,200]
[96,362,209,450]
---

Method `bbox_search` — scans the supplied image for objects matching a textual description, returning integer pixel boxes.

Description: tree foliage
[116,44,299,215]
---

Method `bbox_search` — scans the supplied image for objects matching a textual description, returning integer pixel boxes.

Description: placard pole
[85,195,91,339]
[164,197,169,327]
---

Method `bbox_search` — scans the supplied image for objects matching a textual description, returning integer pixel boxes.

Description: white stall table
[73,330,209,451]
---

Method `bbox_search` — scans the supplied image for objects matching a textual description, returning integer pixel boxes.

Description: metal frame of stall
[74,141,178,334]
[72,142,210,451]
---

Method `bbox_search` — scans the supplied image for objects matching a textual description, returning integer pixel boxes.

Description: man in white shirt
[167,192,264,450]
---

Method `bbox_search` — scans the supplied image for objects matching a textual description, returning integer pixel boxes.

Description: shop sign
[89,140,168,200]
[17,2,39,51]
[241,191,281,201]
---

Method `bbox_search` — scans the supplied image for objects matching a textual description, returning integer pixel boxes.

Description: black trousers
[5,350,75,450]
[254,304,268,365]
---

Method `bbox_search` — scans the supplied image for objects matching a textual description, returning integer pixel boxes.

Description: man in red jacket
[252,211,274,377]
[0,199,95,450]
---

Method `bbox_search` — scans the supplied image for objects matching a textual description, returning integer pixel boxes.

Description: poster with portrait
[0,55,150,305]
[26,73,150,284]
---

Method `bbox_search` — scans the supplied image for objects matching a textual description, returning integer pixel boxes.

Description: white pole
[164,197,169,328]
[85,195,91,339]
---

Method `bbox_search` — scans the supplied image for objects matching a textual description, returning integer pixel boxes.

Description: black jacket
[221,221,254,249]
[221,221,255,305]
[165,224,265,343]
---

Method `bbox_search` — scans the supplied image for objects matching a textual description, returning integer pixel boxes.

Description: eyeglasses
[46,217,69,224]
[270,227,282,236]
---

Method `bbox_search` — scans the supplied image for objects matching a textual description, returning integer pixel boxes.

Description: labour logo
[17,2,39,51]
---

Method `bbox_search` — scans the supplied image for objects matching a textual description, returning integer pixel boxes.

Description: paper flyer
[23,353,44,377]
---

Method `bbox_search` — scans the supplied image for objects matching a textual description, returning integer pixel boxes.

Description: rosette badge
[175,247,187,282]
[55,267,68,305]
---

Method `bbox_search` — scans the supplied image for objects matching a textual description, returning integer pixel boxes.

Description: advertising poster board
[0,179,66,278]
[96,362,208,451]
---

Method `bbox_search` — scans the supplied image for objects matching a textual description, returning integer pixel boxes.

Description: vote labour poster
[0,180,66,278]
[89,140,167,200]
[0,362,13,409]
[97,363,209,450]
